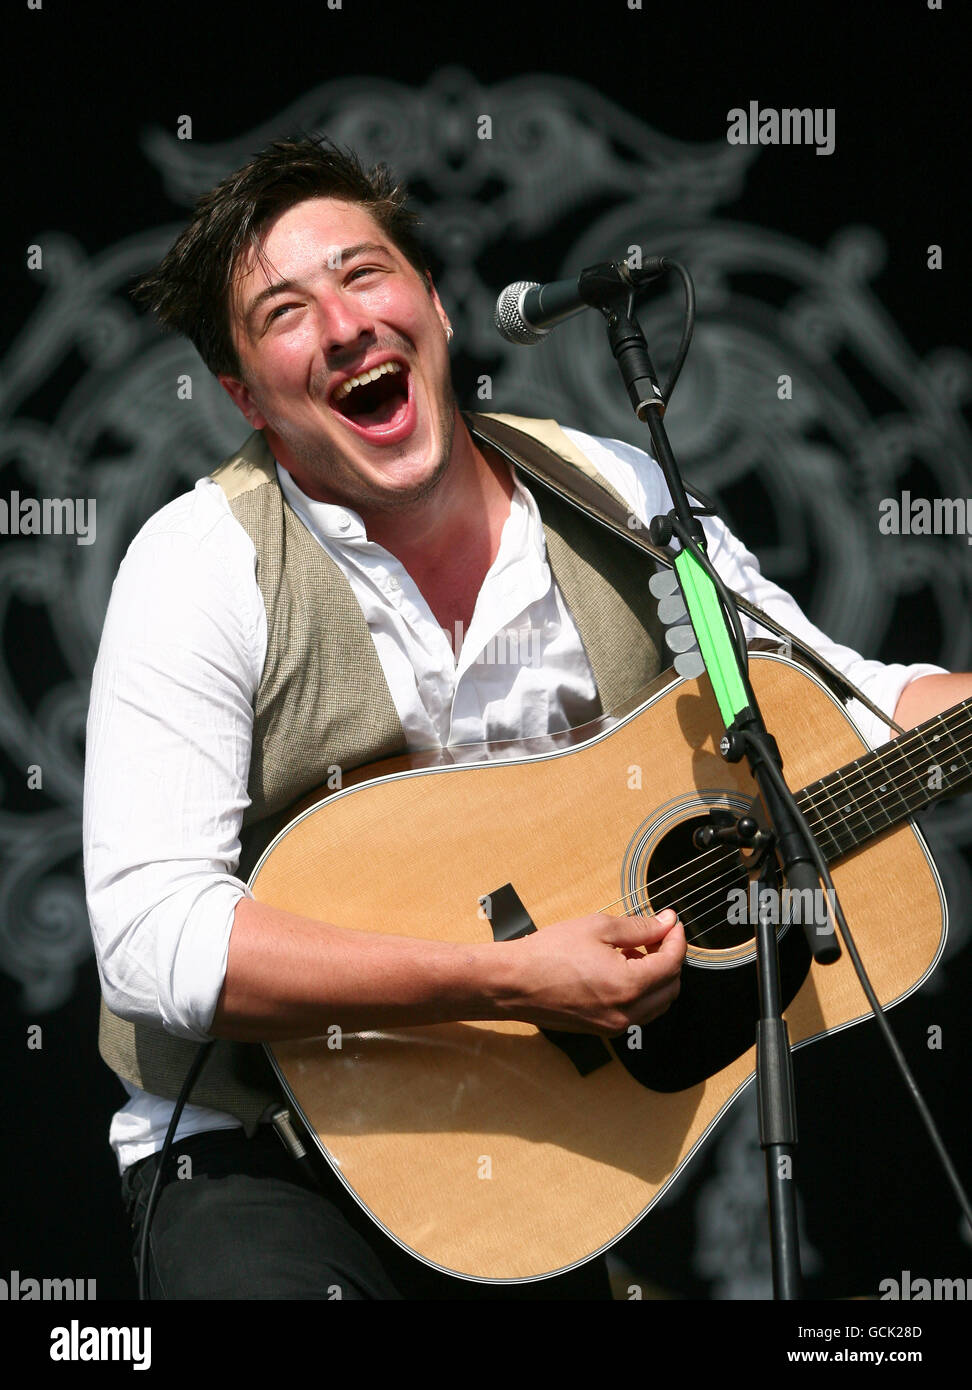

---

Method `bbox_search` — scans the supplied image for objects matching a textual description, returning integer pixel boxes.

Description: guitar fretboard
[795,697,972,861]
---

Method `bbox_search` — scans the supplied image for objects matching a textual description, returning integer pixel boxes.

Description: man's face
[220,197,457,511]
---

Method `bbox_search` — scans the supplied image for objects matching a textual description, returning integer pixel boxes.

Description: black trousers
[121,1126,613,1300]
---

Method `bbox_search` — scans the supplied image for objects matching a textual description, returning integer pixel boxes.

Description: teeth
[333,361,402,401]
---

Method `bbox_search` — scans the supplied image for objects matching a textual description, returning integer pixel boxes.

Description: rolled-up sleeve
[83,490,264,1040]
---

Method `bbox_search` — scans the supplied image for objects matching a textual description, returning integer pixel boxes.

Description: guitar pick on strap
[649,567,706,680]
[466,412,905,739]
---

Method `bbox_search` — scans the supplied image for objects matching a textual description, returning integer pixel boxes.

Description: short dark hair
[132,136,430,378]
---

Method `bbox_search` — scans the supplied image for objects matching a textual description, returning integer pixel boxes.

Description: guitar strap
[466,412,906,740]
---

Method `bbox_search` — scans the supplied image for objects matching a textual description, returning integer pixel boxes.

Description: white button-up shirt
[83,426,944,1169]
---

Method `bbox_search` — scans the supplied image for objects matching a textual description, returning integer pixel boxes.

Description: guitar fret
[929,710,972,790]
[867,746,916,823]
[892,739,934,814]
[793,699,972,867]
[904,720,966,805]
[803,775,857,857]
[846,754,896,835]
[795,784,843,861]
[909,723,946,799]
[829,763,873,846]
[872,705,972,816]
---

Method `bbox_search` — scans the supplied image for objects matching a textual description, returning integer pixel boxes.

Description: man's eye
[268,303,294,322]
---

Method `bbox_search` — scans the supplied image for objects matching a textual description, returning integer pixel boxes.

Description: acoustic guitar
[251,651,968,1282]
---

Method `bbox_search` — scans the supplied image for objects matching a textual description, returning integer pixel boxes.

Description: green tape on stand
[674,548,749,725]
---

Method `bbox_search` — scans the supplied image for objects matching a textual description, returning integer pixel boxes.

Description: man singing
[84,136,970,1299]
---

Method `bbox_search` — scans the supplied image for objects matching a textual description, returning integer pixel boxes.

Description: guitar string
[597,863,825,951]
[589,723,972,945]
[623,720,972,910]
[596,769,918,928]
[765,710,972,825]
[596,796,884,935]
[798,713,972,814]
[769,721,972,863]
[603,752,963,939]
[603,860,778,941]
[596,863,743,941]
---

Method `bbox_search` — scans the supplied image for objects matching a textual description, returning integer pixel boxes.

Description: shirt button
[338,516,352,533]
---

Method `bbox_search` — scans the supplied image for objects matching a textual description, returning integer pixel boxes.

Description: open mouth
[330,359,413,438]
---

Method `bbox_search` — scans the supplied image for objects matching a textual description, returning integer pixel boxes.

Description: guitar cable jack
[271,1105,323,1190]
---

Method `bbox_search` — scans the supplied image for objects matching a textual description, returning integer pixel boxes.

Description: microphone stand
[578,261,842,1299]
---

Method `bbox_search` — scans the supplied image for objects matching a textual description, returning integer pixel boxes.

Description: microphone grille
[494,281,546,345]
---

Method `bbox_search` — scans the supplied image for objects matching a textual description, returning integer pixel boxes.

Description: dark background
[1,0,969,1320]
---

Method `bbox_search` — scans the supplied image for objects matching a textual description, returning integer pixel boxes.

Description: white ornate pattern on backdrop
[3,69,970,1295]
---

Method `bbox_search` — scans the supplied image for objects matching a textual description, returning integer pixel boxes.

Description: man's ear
[218,375,267,431]
[425,276,451,335]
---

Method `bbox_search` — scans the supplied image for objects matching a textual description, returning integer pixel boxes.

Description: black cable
[744,736,972,1232]
[659,259,695,403]
[668,512,750,674]
[137,1040,215,1301]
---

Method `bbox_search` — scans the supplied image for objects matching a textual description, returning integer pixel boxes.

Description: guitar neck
[795,696,972,861]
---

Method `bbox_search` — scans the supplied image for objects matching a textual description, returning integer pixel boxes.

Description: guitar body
[251,653,946,1282]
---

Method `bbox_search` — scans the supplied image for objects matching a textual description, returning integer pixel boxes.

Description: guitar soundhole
[645,816,779,951]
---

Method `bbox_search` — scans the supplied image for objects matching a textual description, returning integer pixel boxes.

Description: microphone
[494,254,669,345]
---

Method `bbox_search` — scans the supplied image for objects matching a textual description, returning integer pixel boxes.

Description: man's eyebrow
[242,242,391,327]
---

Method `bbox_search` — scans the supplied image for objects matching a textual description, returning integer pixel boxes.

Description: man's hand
[490,908,685,1037]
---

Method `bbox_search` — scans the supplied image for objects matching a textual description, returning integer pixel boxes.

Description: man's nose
[317,290,376,358]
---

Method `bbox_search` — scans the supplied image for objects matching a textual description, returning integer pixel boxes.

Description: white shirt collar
[274,457,549,566]
[276,462,368,542]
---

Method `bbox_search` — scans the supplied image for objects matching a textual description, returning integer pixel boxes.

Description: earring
[445,326,454,342]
